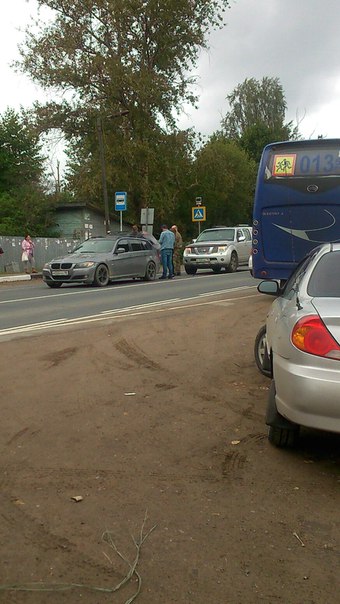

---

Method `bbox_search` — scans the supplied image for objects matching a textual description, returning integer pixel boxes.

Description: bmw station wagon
[43,236,160,288]
[183,226,252,274]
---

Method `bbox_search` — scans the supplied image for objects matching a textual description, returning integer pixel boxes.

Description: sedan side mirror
[257,280,280,296]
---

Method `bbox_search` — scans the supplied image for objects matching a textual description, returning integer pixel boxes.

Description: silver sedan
[258,242,340,447]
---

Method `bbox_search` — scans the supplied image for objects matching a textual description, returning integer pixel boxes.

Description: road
[1,278,339,604]
[0,268,256,339]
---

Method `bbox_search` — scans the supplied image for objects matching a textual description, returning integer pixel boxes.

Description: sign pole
[120,211,123,232]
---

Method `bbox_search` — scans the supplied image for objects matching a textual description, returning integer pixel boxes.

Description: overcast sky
[1,0,340,141]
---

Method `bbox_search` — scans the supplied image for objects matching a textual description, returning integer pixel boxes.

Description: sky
[1,0,340,145]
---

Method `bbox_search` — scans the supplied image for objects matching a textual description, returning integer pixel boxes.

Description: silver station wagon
[183,226,252,274]
[43,235,160,288]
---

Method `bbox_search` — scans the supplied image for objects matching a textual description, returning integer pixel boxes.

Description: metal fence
[0,236,80,274]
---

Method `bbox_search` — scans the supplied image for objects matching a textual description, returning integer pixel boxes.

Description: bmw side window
[116,240,129,253]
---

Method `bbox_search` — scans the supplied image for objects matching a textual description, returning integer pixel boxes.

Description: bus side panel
[253,204,340,279]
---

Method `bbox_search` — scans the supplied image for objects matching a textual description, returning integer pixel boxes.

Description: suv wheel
[212,266,221,273]
[226,251,238,273]
[185,266,197,275]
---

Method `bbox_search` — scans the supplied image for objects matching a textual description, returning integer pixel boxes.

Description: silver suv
[183,226,252,274]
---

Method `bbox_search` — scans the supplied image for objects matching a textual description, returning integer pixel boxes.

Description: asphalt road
[0,268,257,339]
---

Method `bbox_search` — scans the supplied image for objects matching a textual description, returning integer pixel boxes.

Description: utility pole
[96,111,129,235]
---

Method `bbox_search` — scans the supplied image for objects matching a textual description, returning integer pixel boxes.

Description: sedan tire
[46,281,62,288]
[254,325,272,377]
[93,264,109,287]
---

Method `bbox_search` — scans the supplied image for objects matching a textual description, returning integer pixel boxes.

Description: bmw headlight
[43,262,51,269]
[74,261,96,268]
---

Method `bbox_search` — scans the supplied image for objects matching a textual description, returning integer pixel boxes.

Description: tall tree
[221,77,299,161]
[191,135,257,227]
[0,109,56,235]
[19,0,231,214]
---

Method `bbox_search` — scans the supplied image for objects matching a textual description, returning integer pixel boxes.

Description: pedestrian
[21,234,37,274]
[158,224,175,279]
[170,225,183,276]
[0,245,3,256]
[129,224,141,237]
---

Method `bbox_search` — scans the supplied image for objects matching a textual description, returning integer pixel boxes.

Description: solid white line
[0,290,258,337]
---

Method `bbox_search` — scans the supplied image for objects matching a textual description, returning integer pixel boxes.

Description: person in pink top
[21,234,37,274]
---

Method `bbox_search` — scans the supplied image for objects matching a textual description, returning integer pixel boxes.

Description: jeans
[161,248,174,277]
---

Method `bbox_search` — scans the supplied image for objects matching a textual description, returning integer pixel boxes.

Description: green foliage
[221,77,299,144]
[191,136,257,228]
[0,109,58,236]
[18,0,231,216]
[239,122,299,163]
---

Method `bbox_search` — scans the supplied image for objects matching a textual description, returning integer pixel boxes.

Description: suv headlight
[217,246,228,253]
[183,247,192,256]
[74,261,96,268]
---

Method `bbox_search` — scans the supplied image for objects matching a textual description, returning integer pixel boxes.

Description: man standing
[159,224,175,279]
[171,225,183,276]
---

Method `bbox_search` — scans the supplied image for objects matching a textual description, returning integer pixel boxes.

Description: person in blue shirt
[159,224,175,279]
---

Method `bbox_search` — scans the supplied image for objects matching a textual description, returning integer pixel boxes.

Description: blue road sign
[192,206,206,222]
[115,191,127,211]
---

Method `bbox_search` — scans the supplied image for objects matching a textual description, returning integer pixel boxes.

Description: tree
[0,109,57,235]
[191,135,257,228]
[221,77,299,161]
[18,0,231,215]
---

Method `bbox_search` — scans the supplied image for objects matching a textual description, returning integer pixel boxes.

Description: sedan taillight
[291,315,340,360]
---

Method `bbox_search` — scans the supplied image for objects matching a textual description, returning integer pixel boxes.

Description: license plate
[52,270,69,276]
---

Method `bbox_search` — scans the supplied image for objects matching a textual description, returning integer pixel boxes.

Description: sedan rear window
[308,251,340,297]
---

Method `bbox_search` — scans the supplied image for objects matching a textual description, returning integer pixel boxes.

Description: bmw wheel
[46,281,62,288]
[93,264,109,287]
[144,261,157,281]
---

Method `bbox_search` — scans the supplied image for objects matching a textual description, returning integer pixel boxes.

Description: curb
[0,273,42,283]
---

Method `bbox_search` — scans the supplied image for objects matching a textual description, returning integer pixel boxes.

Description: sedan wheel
[254,325,271,377]
[144,261,157,281]
[46,281,62,288]
[93,264,109,287]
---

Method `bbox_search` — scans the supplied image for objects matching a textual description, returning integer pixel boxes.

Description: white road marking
[0,288,258,339]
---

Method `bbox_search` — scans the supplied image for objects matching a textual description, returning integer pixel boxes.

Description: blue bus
[252,139,340,281]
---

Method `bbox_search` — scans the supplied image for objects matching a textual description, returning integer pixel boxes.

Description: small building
[54,203,129,239]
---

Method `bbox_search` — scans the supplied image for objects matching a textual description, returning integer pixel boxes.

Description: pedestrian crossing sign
[192,206,206,222]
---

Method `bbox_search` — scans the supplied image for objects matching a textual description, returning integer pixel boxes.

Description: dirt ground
[0,287,339,603]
